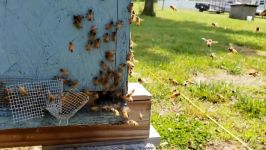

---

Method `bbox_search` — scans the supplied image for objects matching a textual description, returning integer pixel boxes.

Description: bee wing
[201,38,207,41]
[212,41,218,44]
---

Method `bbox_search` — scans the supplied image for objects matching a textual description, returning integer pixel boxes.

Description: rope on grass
[180,93,253,150]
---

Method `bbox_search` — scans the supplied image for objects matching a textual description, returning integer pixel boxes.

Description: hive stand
[0,83,160,148]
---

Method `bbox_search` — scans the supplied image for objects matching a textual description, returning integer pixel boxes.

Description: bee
[249,71,259,77]
[91,26,97,34]
[169,78,179,86]
[111,108,120,116]
[105,21,114,30]
[183,80,194,86]
[89,31,97,41]
[95,38,101,48]
[228,44,238,54]
[73,15,84,29]
[116,20,123,29]
[139,112,143,120]
[201,38,218,47]
[86,41,94,51]
[170,5,177,11]
[256,27,260,33]
[48,91,55,102]
[87,9,94,21]
[121,106,130,119]
[67,80,79,88]
[107,69,114,79]
[100,61,107,70]
[138,78,145,84]
[68,42,76,53]
[18,86,28,97]
[103,33,110,43]
[93,77,100,86]
[102,78,110,90]
[102,105,112,112]
[170,92,180,99]
[211,22,218,28]
[91,106,100,112]
[92,92,99,100]
[126,120,139,126]
[127,2,134,12]
[210,52,217,59]
[136,16,142,26]
[59,68,69,78]
[122,89,135,102]
[105,51,115,62]
[126,61,135,68]
[112,31,117,42]
[130,14,135,23]
[217,94,225,100]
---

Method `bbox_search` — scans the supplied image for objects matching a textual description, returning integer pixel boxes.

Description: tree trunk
[142,0,155,16]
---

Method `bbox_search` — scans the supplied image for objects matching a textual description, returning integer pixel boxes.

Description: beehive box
[0,0,129,92]
[0,0,153,148]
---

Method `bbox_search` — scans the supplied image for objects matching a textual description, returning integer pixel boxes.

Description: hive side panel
[116,0,131,93]
[0,0,118,91]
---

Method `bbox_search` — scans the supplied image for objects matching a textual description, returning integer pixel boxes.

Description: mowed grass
[130,2,266,150]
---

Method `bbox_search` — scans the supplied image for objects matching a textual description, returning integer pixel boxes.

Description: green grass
[130,2,266,150]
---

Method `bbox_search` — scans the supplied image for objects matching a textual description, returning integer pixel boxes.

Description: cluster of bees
[65,4,141,126]
[128,3,142,26]
[69,9,123,53]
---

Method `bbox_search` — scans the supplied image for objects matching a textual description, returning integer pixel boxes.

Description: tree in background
[142,0,156,16]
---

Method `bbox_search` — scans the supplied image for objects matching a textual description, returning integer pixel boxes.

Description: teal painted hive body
[0,0,130,92]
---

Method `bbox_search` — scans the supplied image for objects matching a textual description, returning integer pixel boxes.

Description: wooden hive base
[0,83,152,148]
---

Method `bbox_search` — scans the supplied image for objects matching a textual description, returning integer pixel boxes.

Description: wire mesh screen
[6,80,63,123]
[0,76,36,108]
[46,90,89,125]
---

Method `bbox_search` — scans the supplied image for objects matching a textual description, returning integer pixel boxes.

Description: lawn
[130,2,266,150]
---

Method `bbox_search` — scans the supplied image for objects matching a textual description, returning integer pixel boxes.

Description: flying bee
[211,22,218,28]
[73,15,84,29]
[256,27,260,33]
[116,20,123,29]
[122,89,135,102]
[68,42,76,53]
[48,91,55,102]
[95,39,101,48]
[130,14,135,23]
[93,77,100,86]
[121,106,130,119]
[201,38,218,47]
[139,112,143,120]
[90,105,100,112]
[103,33,110,43]
[87,9,94,21]
[170,5,177,11]
[105,21,114,30]
[210,52,217,59]
[228,43,238,54]
[86,41,94,51]
[138,78,145,84]
[112,31,117,42]
[126,120,139,126]
[67,80,79,88]
[217,94,225,100]
[59,68,69,78]
[18,86,28,97]
[127,2,134,12]
[105,51,115,62]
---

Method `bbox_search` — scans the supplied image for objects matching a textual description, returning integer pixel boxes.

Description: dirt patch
[235,46,266,57]
[194,71,266,87]
[206,141,246,150]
